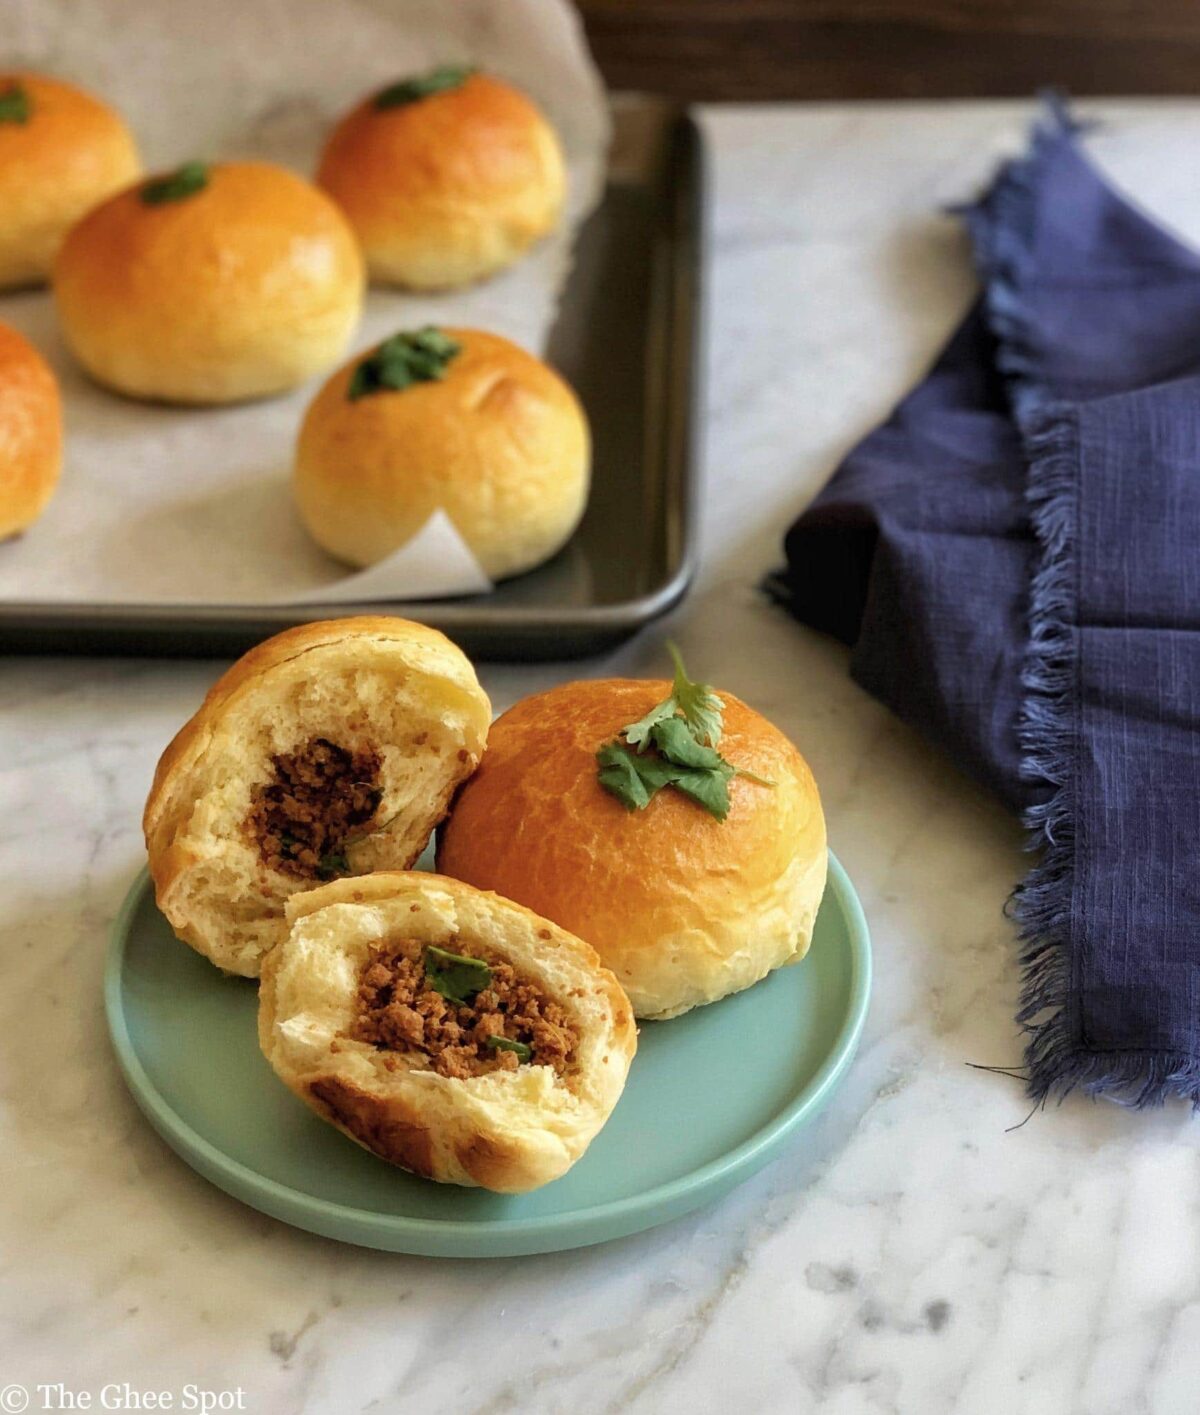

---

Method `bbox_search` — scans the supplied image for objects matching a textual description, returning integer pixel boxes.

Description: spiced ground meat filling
[246,736,383,880]
[351,938,580,1081]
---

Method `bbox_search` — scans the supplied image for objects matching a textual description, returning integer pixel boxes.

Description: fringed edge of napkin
[970,98,1200,1109]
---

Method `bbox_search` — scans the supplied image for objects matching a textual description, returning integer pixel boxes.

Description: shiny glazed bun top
[437,675,829,1020]
[317,67,565,289]
[0,321,63,538]
[53,160,364,404]
[0,72,141,290]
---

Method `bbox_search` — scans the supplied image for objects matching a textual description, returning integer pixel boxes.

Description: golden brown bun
[144,617,490,977]
[259,871,637,1193]
[316,72,565,289]
[438,679,828,1019]
[0,322,63,538]
[53,161,363,404]
[0,73,140,291]
[294,328,589,581]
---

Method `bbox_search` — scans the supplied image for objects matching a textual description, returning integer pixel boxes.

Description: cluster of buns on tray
[0,67,588,582]
[145,617,829,1194]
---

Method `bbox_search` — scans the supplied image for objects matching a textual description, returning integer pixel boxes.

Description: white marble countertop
[5,101,1200,1415]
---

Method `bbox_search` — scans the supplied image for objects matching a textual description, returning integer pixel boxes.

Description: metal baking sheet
[0,98,704,660]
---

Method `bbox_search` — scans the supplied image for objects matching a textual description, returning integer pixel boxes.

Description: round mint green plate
[105,851,870,1257]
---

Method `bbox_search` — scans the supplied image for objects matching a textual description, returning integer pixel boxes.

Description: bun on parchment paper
[294,327,589,581]
[438,678,828,1020]
[258,870,636,1193]
[143,617,490,978]
[53,160,363,404]
[0,72,140,291]
[0,321,63,539]
[316,69,565,290]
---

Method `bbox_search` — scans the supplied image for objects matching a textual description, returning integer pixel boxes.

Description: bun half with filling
[317,69,565,289]
[144,617,490,978]
[438,679,828,1020]
[0,72,140,291]
[54,160,363,403]
[259,871,636,1192]
[0,321,63,538]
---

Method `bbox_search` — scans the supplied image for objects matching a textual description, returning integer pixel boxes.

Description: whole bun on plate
[259,871,636,1192]
[317,68,565,289]
[438,677,828,1020]
[144,617,490,978]
[53,160,363,403]
[0,321,63,538]
[294,326,589,581]
[0,72,140,291]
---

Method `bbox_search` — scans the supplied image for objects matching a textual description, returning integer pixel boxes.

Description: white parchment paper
[0,0,609,604]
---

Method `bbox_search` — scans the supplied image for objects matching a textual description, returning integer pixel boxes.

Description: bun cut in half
[259,872,636,1192]
[144,617,490,978]
[294,327,589,581]
[0,321,63,538]
[317,69,565,289]
[438,679,828,1020]
[53,160,363,403]
[0,73,140,291]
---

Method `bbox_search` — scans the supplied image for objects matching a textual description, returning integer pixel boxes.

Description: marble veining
[4,103,1200,1415]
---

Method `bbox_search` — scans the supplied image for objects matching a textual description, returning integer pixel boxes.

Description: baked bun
[53,160,363,403]
[259,871,636,1192]
[144,617,490,978]
[0,322,63,538]
[316,69,565,289]
[294,327,589,580]
[438,679,828,1020]
[0,73,140,291]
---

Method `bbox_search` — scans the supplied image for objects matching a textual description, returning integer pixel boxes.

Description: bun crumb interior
[144,618,490,977]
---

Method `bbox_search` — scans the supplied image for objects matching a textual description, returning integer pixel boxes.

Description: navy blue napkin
[767,101,1200,1108]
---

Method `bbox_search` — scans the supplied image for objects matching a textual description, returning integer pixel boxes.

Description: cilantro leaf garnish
[486,1035,532,1061]
[596,741,736,821]
[734,765,776,787]
[348,327,461,401]
[666,642,725,747]
[424,945,491,1006]
[315,849,349,880]
[375,65,475,110]
[596,742,654,810]
[622,697,676,751]
[649,716,725,770]
[625,642,725,748]
[669,765,733,821]
[597,742,689,810]
[595,644,770,821]
[142,161,209,206]
[0,84,31,124]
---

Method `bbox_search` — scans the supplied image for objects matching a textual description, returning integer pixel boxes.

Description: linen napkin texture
[767,101,1200,1108]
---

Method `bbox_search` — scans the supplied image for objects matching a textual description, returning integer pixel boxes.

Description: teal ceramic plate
[106,852,871,1257]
